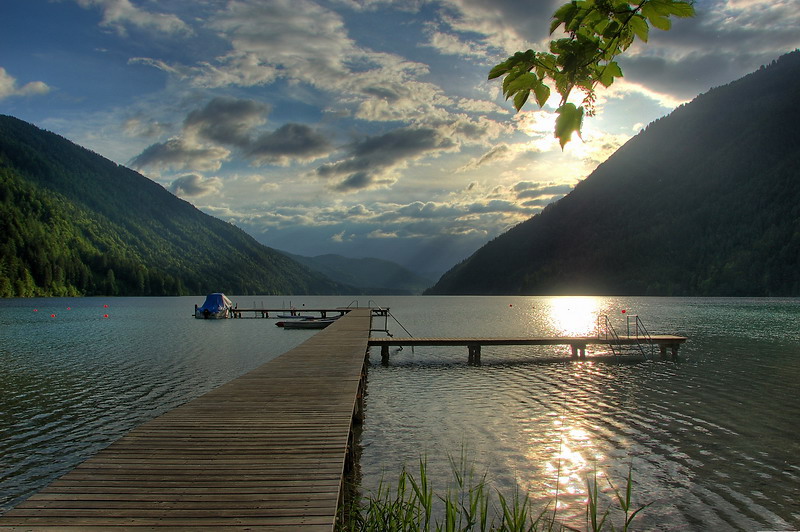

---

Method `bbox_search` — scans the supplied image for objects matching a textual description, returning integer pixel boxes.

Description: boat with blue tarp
[195,293,234,319]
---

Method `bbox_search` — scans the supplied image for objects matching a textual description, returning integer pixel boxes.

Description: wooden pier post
[570,343,587,358]
[659,343,681,361]
[467,345,481,365]
[381,344,390,364]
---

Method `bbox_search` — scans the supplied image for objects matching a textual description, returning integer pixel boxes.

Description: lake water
[1,296,798,530]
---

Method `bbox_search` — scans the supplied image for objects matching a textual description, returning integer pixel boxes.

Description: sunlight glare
[547,296,599,336]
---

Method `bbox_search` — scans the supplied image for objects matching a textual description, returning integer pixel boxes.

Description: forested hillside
[427,51,800,296]
[0,115,346,297]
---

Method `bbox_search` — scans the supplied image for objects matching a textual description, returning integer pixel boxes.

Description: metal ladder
[598,314,654,359]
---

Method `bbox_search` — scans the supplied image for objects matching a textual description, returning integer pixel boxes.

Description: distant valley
[280,252,435,295]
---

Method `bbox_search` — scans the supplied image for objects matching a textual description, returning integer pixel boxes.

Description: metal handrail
[598,315,621,357]
[598,314,654,359]
[633,315,655,359]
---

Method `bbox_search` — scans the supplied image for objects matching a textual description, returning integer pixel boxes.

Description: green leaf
[598,60,623,87]
[555,103,584,149]
[644,0,665,14]
[505,72,538,97]
[488,63,509,80]
[650,13,671,30]
[533,80,551,107]
[550,2,578,34]
[502,69,524,95]
[628,14,650,42]
[641,2,672,30]
[513,90,530,111]
[668,1,696,17]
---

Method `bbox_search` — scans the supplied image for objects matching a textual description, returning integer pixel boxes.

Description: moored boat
[278,318,337,329]
[195,293,234,319]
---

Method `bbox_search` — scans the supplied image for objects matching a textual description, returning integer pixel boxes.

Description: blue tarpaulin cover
[197,293,233,312]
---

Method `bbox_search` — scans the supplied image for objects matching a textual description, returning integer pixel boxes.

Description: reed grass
[338,456,648,532]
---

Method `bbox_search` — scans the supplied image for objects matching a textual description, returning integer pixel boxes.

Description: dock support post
[659,343,680,361]
[353,360,367,425]
[571,344,587,358]
[468,345,481,365]
[380,345,390,365]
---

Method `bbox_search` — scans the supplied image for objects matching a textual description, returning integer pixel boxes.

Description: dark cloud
[129,138,228,171]
[467,199,525,214]
[184,97,268,147]
[395,201,462,219]
[317,126,456,191]
[168,173,222,197]
[514,182,573,199]
[361,85,404,102]
[459,144,513,171]
[522,196,563,208]
[131,98,332,169]
[333,172,373,192]
[246,123,332,165]
[617,4,800,100]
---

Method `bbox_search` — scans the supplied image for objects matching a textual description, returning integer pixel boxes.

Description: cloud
[514,181,573,198]
[0,68,50,100]
[433,0,557,54]
[246,124,332,166]
[123,116,172,138]
[130,97,332,169]
[425,30,489,58]
[168,174,223,197]
[457,144,514,172]
[75,0,192,36]
[130,138,230,172]
[184,97,269,147]
[210,0,356,83]
[316,126,457,191]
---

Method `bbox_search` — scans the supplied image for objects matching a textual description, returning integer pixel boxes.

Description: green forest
[0,115,346,297]
[427,51,800,296]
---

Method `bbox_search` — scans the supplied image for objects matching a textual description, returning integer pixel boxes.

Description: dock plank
[0,309,373,531]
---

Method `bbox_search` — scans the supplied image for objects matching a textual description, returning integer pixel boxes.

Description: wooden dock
[0,309,373,531]
[368,335,688,364]
[228,307,355,319]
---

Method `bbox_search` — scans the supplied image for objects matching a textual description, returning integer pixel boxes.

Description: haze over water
[1,296,798,530]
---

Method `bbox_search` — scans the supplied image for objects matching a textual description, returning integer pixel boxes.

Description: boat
[278,318,337,329]
[195,293,234,319]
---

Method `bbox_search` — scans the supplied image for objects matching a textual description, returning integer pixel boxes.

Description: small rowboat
[277,318,337,329]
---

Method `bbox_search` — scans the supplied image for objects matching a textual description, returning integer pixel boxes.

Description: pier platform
[0,309,374,531]
[368,335,688,364]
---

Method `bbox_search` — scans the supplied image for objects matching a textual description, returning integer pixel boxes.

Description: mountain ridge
[0,114,350,297]
[426,51,800,296]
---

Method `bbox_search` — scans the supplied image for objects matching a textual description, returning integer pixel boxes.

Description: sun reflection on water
[547,296,600,337]
[517,406,611,523]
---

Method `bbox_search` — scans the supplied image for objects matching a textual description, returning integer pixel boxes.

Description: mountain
[281,252,435,294]
[0,115,349,297]
[427,51,800,296]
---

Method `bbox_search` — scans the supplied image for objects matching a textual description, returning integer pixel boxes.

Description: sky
[2,0,799,277]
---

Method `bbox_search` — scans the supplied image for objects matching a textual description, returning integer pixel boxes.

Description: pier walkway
[0,309,373,531]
